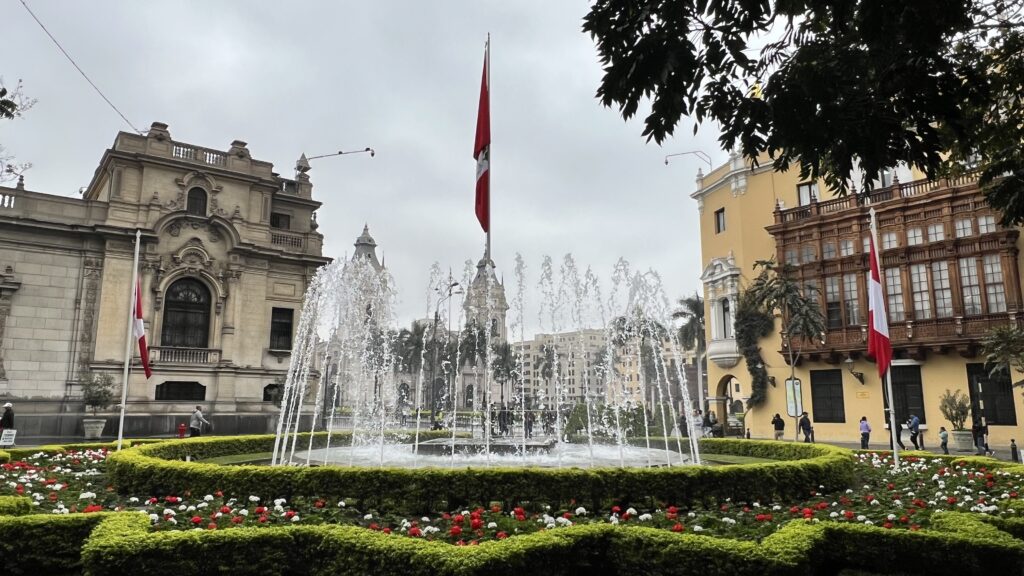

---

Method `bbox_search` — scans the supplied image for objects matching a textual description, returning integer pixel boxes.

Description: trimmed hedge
[0,495,31,516]
[0,448,8,463]
[0,512,113,575]
[106,435,853,513]
[77,510,1024,576]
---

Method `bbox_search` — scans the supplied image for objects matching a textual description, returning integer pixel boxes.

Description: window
[882,232,898,250]
[801,245,816,264]
[825,276,842,329]
[884,268,905,322]
[161,278,211,348]
[843,273,860,325]
[967,363,1017,426]
[886,365,926,424]
[907,228,923,246]
[879,169,893,188]
[959,257,982,315]
[955,218,973,238]
[804,280,820,304]
[785,249,799,266]
[810,369,845,423]
[840,239,854,257]
[983,255,1007,313]
[931,261,953,318]
[263,384,282,403]
[270,213,291,230]
[720,298,733,339]
[978,215,997,234]
[797,183,818,206]
[862,237,870,254]
[823,242,837,259]
[910,264,932,320]
[270,308,294,350]
[155,381,206,401]
[186,188,207,216]
[927,223,945,242]
[714,208,726,233]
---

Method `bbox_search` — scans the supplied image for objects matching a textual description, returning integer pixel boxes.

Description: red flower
[450,525,463,537]
[470,510,482,520]
[191,516,203,525]
[147,497,158,505]
[515,513,526,522]
[720,504,730,512]
[496,531,508,539]
[815,502,828,510]
[563,512,572,519]
[258,515,268,523]
[843,511,855,520]
[231,516,244,524]
[409,526,423,537]
[910,524,921,531]
[899,516,909,524]
[667,506,678,515]
[671,523,684,532]
[471,518,483,530]
[755,514,772,522]
[83,504,104,513]
[947,497,958,505]
[453,514,465,524]
[382,528,392,534]
[215,490,223,497]
[887,483,895,490]
[491,504,502,513]
[621,512,631,521]
[255,506,267,515]
[513,507,525,516]
[207,522,217,530]
[455,540,466,546]
[285,510,297,519]
[1012,492,1020,499]
[883,522,893,529]
[314,500,326,509]
[369,523,380,531]
[611,506,621,514]
[789,506,800,514]
[220,506,231,514]
[442,512,452,520]
[48,492,58,502]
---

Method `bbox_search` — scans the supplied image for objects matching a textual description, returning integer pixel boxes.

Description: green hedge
[0,512,113,575]
[76,510,1024,576]
[106,435,853,513]
[0,495,32,516]
[0,449,8,463]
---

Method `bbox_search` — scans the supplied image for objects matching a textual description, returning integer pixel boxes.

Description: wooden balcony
[149,346,222,365]
[785,313,1024,364]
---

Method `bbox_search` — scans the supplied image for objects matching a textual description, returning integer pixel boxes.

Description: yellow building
[694,152,1023,449]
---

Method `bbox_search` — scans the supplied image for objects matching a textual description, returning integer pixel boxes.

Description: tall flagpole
[869,209,900,468]
[116,229,142,451]
[485,32,491,262]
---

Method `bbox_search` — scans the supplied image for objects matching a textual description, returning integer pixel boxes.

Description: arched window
[490,318,499,337]
[186,187,207,216]
[464,384,474,409]
[161,278,211,348]
[720,298,732,339]
[263,384,282,403]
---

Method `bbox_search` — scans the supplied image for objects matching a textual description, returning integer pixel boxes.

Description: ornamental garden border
[105,435,855,513]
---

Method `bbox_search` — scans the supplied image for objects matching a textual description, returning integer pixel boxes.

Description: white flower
[364,513,373,520]
[179,505,188,511]
[249,495,260,503]
[163,509,176,516]
[149,513,160,522]
[290,515,300,522]
[214,512,222,519]
[609,515,619,525]
[78,491,96,500]
[639,514,653,522]
[338,501,346,508]
[555,517,573,526]
[129,497,139,503]
[196,503,208,510]
[845,489,854,494]
[626,507,638,516]
[722,517,736,525]
[688,512,696,518]
[575,507,587,516]
[887,514,896,521]
[857,515,866,522]
[893,500,903,507]
[167,517,177,525]
[487,522,497,529]
[274,505,284,513]
[693,525,703,532]
[829,512,839,518]
[869,500,880,506]
[204,495,214,502]
[772,505,782,511]
[239,509,249,517]
[421,516,430,523]
[864,520,874,525]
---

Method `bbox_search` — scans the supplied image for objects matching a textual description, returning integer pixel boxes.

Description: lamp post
[320,355,332,431]
[428,281,461,427]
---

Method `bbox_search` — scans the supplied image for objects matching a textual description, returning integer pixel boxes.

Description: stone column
[0,267,23,381]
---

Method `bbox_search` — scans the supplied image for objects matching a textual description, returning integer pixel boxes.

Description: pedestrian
[189,405,210,437]
[771,413,785,440]
[980,423,993,457]
[859,416,871,450]
[893,419,906,449]
[908,414,921,450]
[799,411,812,443]
[524,410,534,439]
[0,402,13,432]
[939,426,949,455]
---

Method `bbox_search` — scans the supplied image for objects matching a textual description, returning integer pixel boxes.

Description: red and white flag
[133,280,152,378]
[866,210,892,377]
[473,38,490,233]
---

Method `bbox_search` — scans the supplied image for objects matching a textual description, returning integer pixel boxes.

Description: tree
[981,325,1024,387]
[673,293,706,410]
[583,2,1024,222]
[532,343,560,407]
[938,389,971,431]
[0,78,36,183]
[743,259,824,422]
[80,371,115,416]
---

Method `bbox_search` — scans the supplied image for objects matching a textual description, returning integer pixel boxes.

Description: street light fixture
[844,357,865,384]
[664,150,713,169]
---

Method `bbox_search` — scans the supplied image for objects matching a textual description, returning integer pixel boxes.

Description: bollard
[745,428,751,439]
[1012,439,1019,463]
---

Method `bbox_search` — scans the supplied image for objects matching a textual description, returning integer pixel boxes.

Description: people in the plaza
[859,416,871,450]
[524,409,534,439]
[0,402,13,432]
[939,426,949,455]
[973,420,993,456]
[771,413,785,440]
[890,416,905,450]
[799,411,813,443]
[907,414,921,450]
[189,405,210,437]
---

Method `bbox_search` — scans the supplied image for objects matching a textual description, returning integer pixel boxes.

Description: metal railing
[271,233,304,249]
[172,144,227,167]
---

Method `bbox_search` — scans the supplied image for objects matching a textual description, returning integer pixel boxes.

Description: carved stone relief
[77,257,103,370]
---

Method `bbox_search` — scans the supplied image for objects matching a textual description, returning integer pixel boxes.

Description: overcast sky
[3,1,727,333]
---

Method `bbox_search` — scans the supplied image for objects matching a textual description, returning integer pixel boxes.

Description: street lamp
[428,281,462,427]
[664,151,713,169]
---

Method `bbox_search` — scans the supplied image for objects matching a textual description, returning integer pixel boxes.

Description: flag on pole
[866,214,892,377]
[473,38,490,233]
[133,280,152,378]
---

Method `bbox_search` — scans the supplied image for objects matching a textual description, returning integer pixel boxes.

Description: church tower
[462,253,508,342]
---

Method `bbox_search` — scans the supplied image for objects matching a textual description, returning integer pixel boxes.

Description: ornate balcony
[149,346,222,365]
[707,338,742,368]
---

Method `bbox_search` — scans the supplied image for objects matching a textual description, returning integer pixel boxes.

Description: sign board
[0,429,16,447]
[785,378,802,417]
[856,391,870,400]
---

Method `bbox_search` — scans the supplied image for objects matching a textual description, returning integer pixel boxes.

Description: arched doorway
[711,374,741,436]
[161,278,211,348]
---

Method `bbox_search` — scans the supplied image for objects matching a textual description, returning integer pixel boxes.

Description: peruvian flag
[473,39,490,233]
[866,215,892,377]
[133,280,152,378]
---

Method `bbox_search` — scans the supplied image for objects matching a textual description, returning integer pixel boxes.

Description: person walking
[908,414,921,450]
[0,402,13,432]
[771,413,786,440]
[799,411,813,443]
[189,406,210,437]
[859,416,871,450]
[939,426,949,455]
[892,418,906,449]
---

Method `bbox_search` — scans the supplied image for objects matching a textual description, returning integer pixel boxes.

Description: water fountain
[272,252,701,469]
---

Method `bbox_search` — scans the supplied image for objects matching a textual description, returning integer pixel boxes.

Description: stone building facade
[0,122,329,440]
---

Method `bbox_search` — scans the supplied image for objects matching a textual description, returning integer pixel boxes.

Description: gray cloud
[3,0,725,331]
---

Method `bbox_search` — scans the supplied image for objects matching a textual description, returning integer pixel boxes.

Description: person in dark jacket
[798,412,813,443]
[0,402,13,431]
[771,413,786,440]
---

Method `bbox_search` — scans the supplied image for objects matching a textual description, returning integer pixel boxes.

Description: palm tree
[394,323,427,376]
[745,258,825,438]
[673,293,705,412]
[533,343,559,407]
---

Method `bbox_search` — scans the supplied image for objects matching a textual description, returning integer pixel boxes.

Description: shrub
[939,389,971,431]
[0,495,31,516]
[79,371,115,415]
[0,512,112,575]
